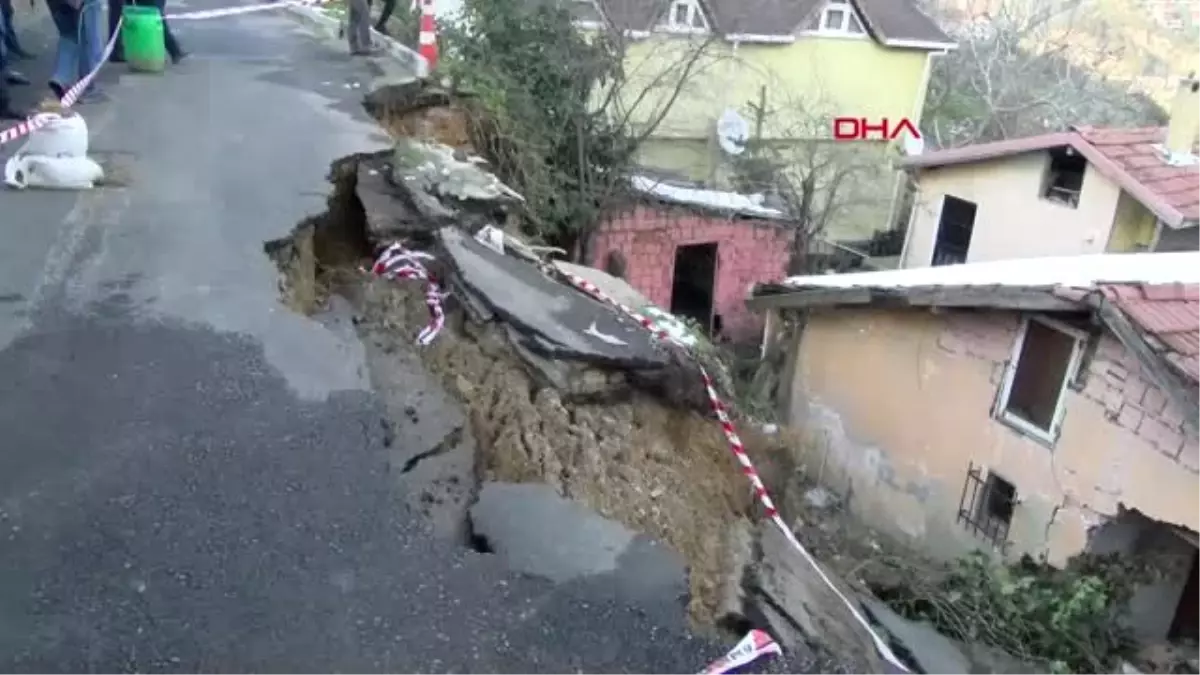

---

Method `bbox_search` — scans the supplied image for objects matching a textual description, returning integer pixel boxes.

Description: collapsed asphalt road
[0,6,761,672]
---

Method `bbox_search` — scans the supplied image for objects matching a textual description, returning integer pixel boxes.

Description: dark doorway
[1169,549,1199,639]
[932,195,978,266]
[670,243,718,334]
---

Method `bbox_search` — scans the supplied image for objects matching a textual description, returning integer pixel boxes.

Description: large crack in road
[261,78,898,674]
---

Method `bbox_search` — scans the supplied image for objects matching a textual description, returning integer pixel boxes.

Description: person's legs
[0,23,22,118]
[346,0,373,54]
[74,0,107,99]
[0,3,28,84]
[45,0,80,99]
[139,0,183,62]
[107,0,124,61]
[373,0,396,33]
[0,0,31,58]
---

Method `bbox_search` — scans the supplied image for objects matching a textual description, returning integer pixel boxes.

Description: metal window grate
[957,462,1015,550]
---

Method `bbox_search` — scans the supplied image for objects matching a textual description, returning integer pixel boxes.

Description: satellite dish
[716,109,750,156]
[903,131,925,156]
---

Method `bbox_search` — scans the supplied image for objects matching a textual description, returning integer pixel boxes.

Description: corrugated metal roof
[779,251,1200,291]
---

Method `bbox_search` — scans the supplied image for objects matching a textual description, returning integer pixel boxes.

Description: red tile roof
[1100,283,1200,383]
[901,127,1200,227]
[1076,127,1200,224]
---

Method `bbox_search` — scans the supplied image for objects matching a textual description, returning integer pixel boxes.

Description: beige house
[749,251,1200,642]
[896,77,1200,268]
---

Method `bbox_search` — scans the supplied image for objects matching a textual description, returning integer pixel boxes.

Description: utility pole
[752,85,767,142]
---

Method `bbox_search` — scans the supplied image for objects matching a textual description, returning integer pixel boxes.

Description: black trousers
[108,0,183,60]
[372,0,396,30]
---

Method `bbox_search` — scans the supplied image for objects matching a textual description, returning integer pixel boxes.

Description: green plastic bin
[121,5,166,73]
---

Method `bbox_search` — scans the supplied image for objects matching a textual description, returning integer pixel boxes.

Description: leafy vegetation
[438,0,716,254]
[880,551,1146,673]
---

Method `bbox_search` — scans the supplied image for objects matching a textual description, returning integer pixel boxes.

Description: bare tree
[921,0,1168,149]
[728,88,897,274]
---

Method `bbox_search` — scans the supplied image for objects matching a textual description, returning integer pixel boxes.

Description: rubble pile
[263,80,921,673]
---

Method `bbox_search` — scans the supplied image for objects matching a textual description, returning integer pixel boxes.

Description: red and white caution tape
[369,243,445,345]
[0,15,123,145]
[556,270,911,674]
[701,629,782,674]
[1,0,326,146]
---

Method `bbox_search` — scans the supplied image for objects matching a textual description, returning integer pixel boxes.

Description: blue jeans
[47,0,104,94]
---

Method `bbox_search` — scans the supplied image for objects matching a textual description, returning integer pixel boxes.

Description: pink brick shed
[585,189,793,343]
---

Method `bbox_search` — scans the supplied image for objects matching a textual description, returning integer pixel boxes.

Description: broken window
[957,462,1016,548]
[661,0,708,31]
[1041,148,1087,208]
[815,0,865,34]
[996,316,1083,444]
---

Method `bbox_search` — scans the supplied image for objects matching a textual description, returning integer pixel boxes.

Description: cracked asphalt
[0,4,733,671]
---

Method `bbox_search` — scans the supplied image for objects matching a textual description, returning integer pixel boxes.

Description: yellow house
[575,0,956,240]
[748,251,1200,643]
[896,77,1200,268]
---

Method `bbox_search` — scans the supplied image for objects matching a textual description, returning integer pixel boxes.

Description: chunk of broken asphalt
[747,523,885,673]
[437,227,666,368]
[469,482,687,606]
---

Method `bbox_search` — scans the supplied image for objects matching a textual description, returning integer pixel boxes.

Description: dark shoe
[5,70,29,85]
[170,50,187,64]
[0,105,29,120]
[351,46,382,56]
[48,80,66,100]
[373,22,389,35]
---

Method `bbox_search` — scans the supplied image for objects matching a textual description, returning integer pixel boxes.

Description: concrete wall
[587,203,790,342]
[786,308,1199,566]
[1089,512,1197,641]
[902,153,1126,267]
[1106,190,1160,252]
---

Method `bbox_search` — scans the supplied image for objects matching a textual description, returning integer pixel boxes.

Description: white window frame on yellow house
[656,0,710,34]
[803,0,867,39]
[993,315,1087,447]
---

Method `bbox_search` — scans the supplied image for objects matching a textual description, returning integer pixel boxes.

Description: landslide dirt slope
[265,81,826,628]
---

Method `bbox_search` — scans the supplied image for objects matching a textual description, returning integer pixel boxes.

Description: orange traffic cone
[418,0,438,72]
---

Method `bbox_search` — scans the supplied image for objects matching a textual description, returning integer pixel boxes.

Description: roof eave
[1064,141,1188,229]
[1091,295,1200,432]
[900,133,1194,228]
[880,37,958,50]
[724,32,796,43]
[745,283,1085,312]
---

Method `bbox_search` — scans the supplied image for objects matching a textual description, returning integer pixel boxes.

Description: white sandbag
[19,112,89,158]
[3,154,28,189]
[4,154,104,190]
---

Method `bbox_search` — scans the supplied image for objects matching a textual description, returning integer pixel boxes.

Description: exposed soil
[263,82,912,631]
[355,275,756,622]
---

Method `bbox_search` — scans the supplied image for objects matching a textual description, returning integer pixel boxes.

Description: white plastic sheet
[18,112,89,158]
[4,155,104,190]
